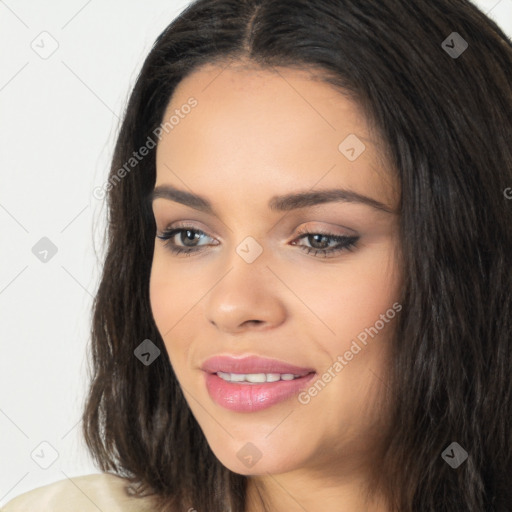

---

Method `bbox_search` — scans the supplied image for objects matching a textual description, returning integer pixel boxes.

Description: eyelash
[156,225,359,258]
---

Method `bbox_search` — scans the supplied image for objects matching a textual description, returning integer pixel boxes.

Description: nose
[203,255,287,334]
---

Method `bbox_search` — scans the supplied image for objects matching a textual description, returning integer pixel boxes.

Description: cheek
[149,254,197,372]
[300,250,401,371]
[149,250,193,328]
[149,256,168,330]
[149,254,183,354]
[292,249,399,339]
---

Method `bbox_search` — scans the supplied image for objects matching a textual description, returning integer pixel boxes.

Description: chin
[219,453,301,476]
[204,433,307,475]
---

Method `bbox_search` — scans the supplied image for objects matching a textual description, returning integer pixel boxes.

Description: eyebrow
[149,184,394,214]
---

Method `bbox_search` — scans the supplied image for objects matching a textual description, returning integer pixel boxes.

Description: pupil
[182,230,197,246]
[310,234,328,249]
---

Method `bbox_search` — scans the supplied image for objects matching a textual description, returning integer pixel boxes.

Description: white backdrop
[1,0,511,504]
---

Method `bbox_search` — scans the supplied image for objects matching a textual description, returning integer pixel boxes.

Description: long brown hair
[82,1,512,510]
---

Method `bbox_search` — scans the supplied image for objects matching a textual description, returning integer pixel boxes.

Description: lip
[201,355,315,376]
[201,355,317,412]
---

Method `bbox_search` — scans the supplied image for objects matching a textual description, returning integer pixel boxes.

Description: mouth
[215,371,309,384]
[201,354,315,376]
[201,355,317,412]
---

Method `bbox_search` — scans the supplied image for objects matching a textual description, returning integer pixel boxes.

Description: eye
[156,225,359,258]
[291,227,359,258]
[156,226,216,256]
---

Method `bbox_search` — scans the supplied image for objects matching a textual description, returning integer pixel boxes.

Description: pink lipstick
[201,355,316,412]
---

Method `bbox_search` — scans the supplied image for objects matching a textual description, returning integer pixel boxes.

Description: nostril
[246,320,264,327]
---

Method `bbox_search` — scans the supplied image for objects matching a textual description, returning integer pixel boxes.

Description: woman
[4,0,511,510]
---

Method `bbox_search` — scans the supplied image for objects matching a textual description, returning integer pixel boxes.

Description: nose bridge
[234,234,266,265]
[218,201,271,266]
[217,232,271,303]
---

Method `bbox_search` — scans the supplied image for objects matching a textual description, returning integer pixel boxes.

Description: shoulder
[1,472,157,512]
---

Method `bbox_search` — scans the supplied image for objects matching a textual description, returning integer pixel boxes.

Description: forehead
[155,63,398,210]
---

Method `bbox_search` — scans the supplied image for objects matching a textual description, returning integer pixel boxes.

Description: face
[149,62,402,479]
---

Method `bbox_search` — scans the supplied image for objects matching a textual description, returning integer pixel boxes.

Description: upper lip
[201,355,315,376]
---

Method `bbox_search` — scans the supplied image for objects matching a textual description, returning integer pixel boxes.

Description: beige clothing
[1,473,158,511]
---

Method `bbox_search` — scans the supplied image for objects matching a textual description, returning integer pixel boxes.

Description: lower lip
[204,372,316,412]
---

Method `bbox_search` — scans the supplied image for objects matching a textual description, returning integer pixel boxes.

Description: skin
[149,61,402,512]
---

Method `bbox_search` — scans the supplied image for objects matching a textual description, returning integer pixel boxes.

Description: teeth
[246,373,266,383]
[216,372,303,383]
[229,373,246,382]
